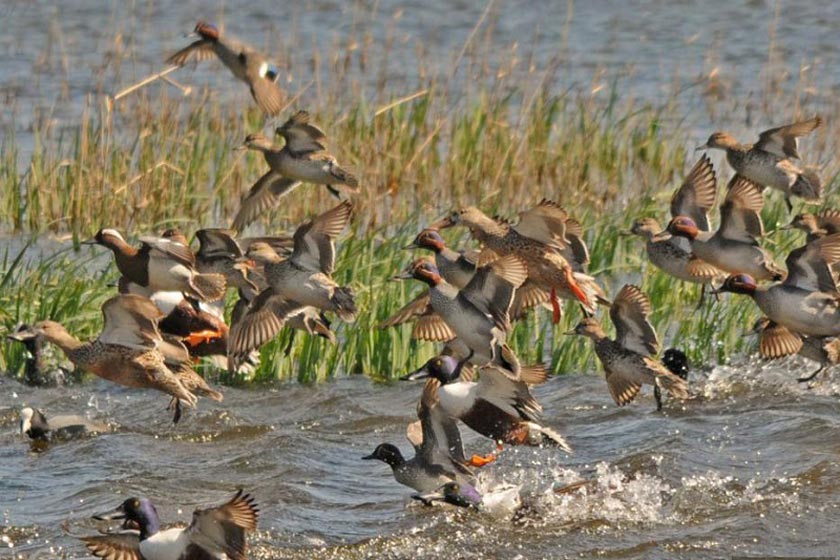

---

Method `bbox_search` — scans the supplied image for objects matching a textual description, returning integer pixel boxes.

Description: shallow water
[4,1,840,558]
[3,358,840,558]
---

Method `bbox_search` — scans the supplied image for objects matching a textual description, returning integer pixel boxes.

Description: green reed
[2,21,839,383]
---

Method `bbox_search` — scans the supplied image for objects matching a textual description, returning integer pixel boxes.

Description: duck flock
[7,20,839,559]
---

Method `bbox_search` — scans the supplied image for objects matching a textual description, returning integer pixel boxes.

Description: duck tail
[331,164,360,190]
[656,373,689,400]
[191,273,227,302]
[528,422,573,454]
[331,286,357,323]
[793,167,822,201]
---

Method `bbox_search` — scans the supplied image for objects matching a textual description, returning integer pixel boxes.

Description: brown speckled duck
[700,116,822,211]
[570,285,688,407]
[17,295,222,423]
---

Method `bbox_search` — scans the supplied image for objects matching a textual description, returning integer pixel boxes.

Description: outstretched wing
[671,154,717,231]
[290,201,353,274]
[754,116,821,159]
[277,110,328,154]
[610,285,659,356]
[188,489,259,560]
[81,532,142,560]
[99,294,164,350]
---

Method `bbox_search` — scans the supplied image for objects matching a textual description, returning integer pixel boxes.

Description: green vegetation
[1,29,837,383]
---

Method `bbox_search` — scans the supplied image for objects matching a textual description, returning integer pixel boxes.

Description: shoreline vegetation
[2,17,839,384]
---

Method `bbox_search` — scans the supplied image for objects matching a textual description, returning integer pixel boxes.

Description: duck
[433,204,597,323]
[19,407,109,442]
[167,21,285,116]
[195,228,287,293]
[363,379,475,493]
[570,285,688,407]
[227,201,356,369]
[785,209,840,243]
[394,256,526,368]
[654,348,690,411]
[6,324,72,386]
[86,229,226,302]
[630,155,726,302]
[751,317,840,384]
[666,175,785,281]
[700,116,822,211]
[82,489,258,560]
[17,295,223,423]
[714,234,840,338]
[403,353,572,453]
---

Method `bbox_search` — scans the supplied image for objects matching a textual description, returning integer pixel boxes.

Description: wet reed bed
[2,16,840,383]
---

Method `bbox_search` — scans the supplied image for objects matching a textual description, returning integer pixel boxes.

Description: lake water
[3,1,840,558]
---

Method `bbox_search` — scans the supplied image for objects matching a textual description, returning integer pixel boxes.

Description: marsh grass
[2,15,840,383]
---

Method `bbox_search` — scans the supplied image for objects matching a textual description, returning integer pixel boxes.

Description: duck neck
[44,328,84,356]
[469,216,507,245]
[137,511,161,541]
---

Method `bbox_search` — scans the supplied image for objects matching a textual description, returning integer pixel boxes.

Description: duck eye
[132,499,140,508]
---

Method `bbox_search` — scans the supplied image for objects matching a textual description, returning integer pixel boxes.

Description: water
[3,361,840,558]
[4,1,840,558]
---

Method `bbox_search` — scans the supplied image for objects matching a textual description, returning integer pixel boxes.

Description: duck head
[401,354,463,383]
[238,133,274,152]
[412,482,481,509]
[161,228,189,246]
[662,348,689,381]
[785,212,820,234]
[630,218,662,240]
[392,259,442,286]
[94,497,161,540]
[405,229,446,252]
[666,216,700,240]
[83,228,128,249]
[568,317,606,340]
[699,131,738,151]
[361,443,405,467]
[19,407,48,440]
[714,274,758,296]
[245,242,281,264]
[193,21,220,41]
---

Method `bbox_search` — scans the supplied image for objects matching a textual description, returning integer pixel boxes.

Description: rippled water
[3,359,840,558]
[4,1,840,558]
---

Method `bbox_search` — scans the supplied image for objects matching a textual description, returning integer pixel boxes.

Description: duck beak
[403,242,419,250]
[400,365,430,381]
[361,453,376,460]
[6,329,37,342]
[430,216,455,229]
[80,238,98,246]
[93,504,127,521]
[563,329,577,336]
[391,270,414,281]
[694,143,709,151]
[234,144,248,152]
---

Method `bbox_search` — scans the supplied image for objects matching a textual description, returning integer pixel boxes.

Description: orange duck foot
[185,329,224,347]
[550,288,562,324]
[468,453,497,467]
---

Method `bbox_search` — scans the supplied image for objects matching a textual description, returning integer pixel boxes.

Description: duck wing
[232,172,302,232]
[196,229,245,259]
[98,294,164,351]
[166,39,216,67]
[243,52,285,117]
[290,201,353,274]
[718,175,765,243]
[477,365,542,422]
[670,154,717,231]
[416,379,473,475]
[610,284,659,356]
[564,218,591,269]
[754,116,821,159]
[815,209,840,235]
[228,289,305,365]
[81,531,142,560]
[605,367,643,406]
[277,110,328,154]
[378,291,432,328]
[139,236,197,268]
[783,234,840,293]
[757,319,804,359]
[513,199,569,246]
[187,489,259,560]
[461,255,528,331]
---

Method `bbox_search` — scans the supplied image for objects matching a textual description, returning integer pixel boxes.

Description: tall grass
[2,14,839,383]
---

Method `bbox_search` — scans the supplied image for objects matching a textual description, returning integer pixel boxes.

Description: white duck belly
[139,527,192,560]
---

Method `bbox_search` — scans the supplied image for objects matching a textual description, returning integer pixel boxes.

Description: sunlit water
[3,360,840,558]
[4,1,840,558]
